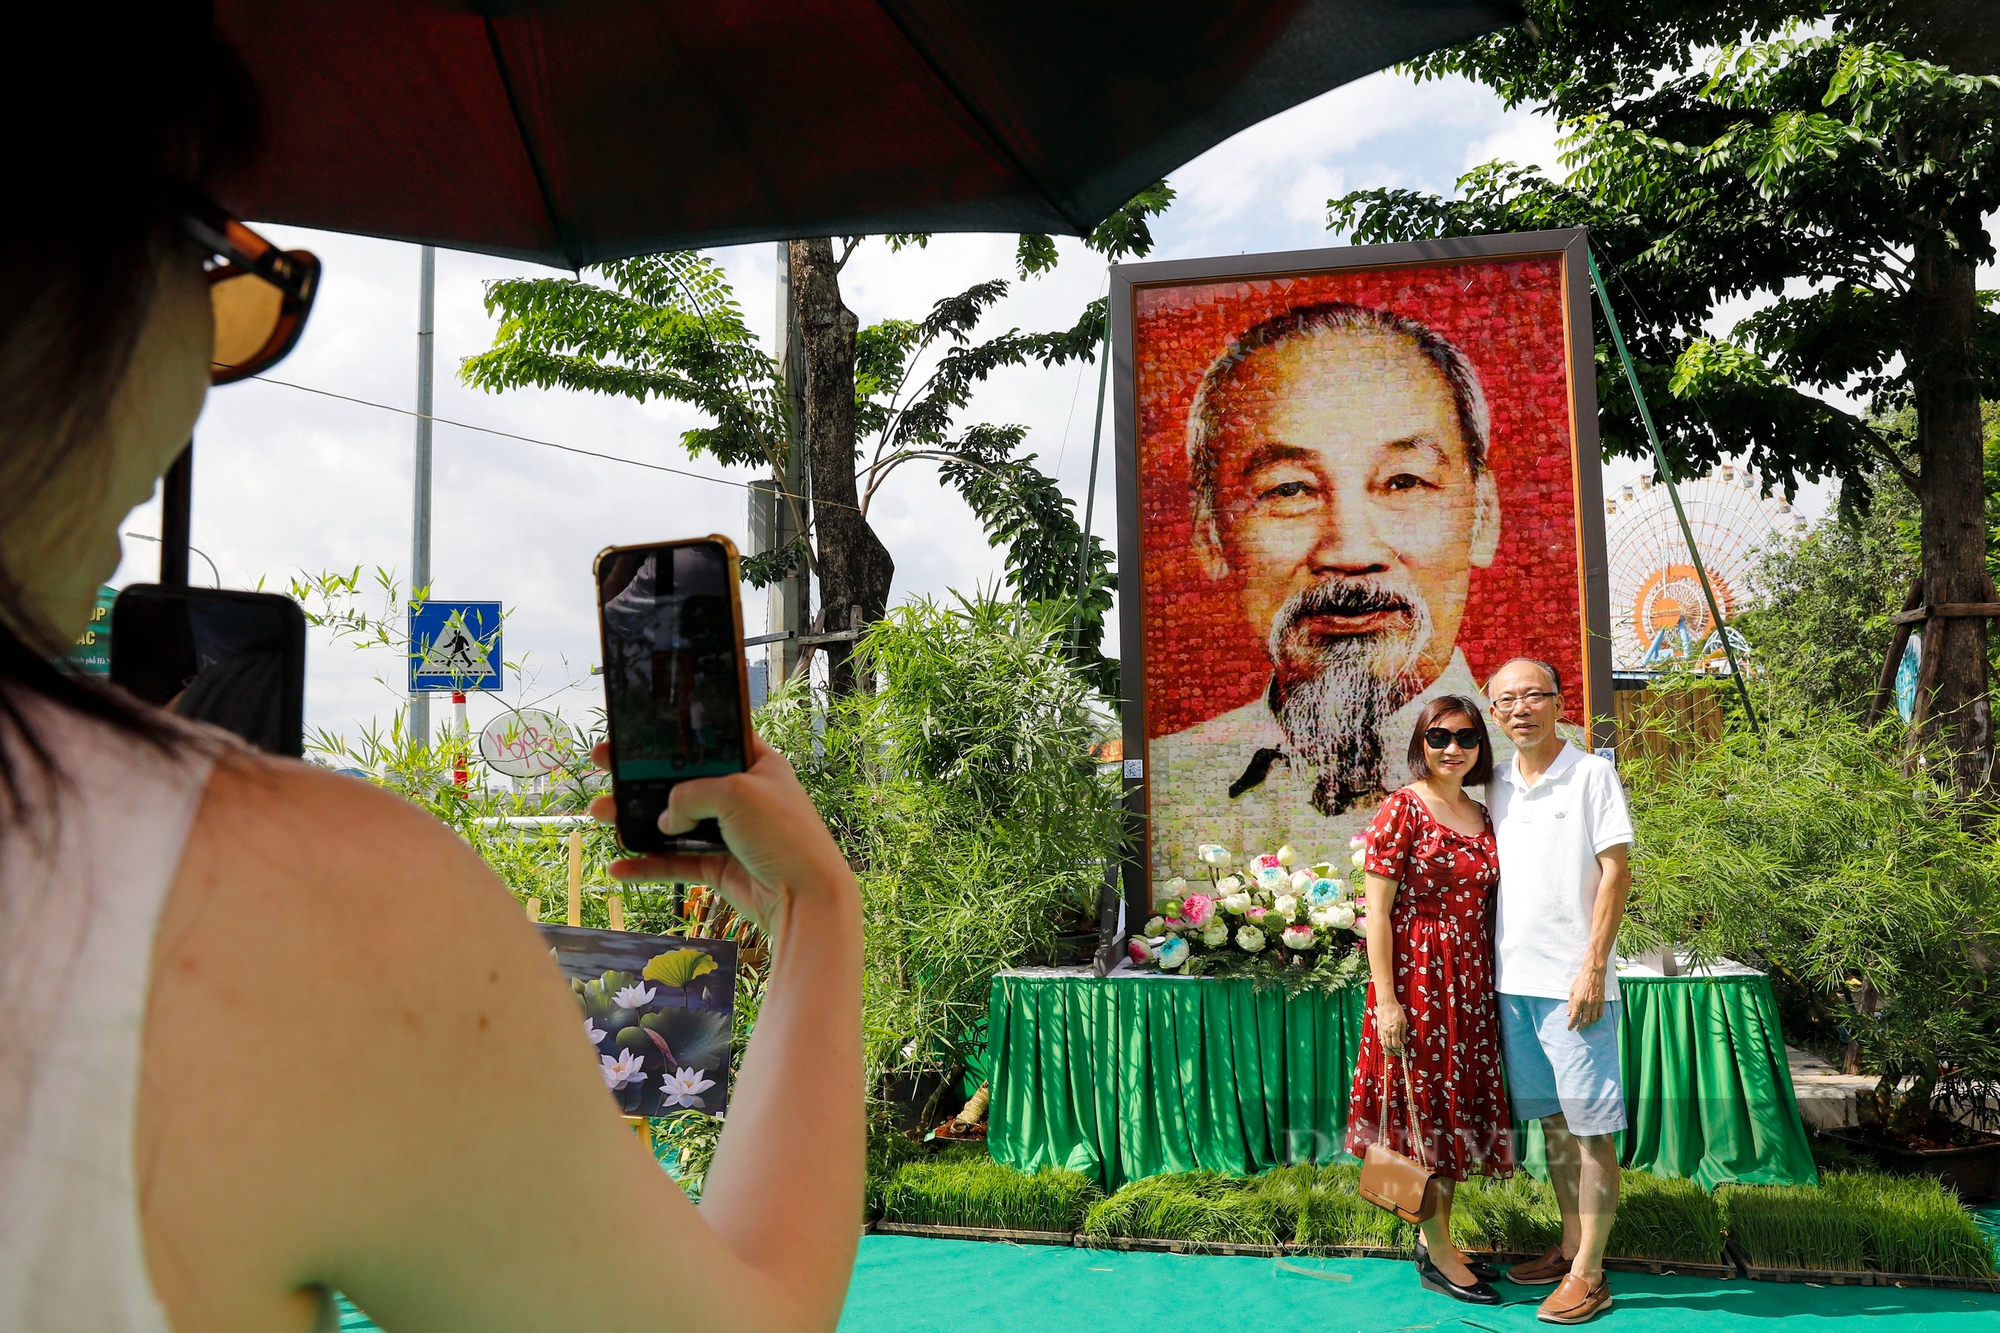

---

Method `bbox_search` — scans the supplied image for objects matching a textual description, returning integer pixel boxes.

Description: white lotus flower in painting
[584,1018,606,1046]
[600,1048,648,1090]
[614,983,658,1009]
[658,1066,717,1109]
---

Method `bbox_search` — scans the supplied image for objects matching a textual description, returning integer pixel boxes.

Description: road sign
[408,600,503,693]
[478,707,577,777]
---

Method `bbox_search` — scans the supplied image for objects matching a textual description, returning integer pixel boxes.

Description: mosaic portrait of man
[1124,245,1598,882]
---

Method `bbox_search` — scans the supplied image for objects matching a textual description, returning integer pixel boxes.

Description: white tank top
[0,700,215,1331]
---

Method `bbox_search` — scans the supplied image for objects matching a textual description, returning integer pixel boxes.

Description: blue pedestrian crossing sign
[408,600,504,693]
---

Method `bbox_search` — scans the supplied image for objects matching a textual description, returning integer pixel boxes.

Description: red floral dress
[1344,788,1514,1181]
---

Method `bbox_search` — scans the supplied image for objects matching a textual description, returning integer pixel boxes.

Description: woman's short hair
[1405,695,1495,787]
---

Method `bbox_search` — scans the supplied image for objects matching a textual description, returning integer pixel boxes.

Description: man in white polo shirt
[1485,657,1633,1326]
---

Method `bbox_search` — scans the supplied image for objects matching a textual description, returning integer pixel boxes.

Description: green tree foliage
[1619,693,2000,1129]
[1331,1,2000,782]
[1737,404,2000,712]
[755,592,1123,1102]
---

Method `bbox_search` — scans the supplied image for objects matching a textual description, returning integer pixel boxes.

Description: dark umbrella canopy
[216,0,1520,268]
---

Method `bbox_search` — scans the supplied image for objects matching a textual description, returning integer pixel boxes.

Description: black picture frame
[1109,228,1611,925]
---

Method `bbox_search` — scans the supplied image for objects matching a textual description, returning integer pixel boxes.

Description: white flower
[584,1017,606,1046]
[658,1066,717,1109]
[1307,908,1333,928]
[1157,936,1191,970]
[1348,834,1367,849]
[1144,916,1166,936]
[1254,863,1287,890]
[1220,892,1252,914]
[1199,844,1231,867]
[1236,925,1266,953]
[1290,869,1315,893]
[1272,894,1298,921]
[1327,904,1356,930]
[1350,848,1366,869]
[600,1048,648,1090]
[1163,877,1189,898]
[1281,925,1315,951]
[1276,844,1299,867]
[1352,913,1369,938]
[614,983,657,1009]
[1214,875,1242,895]
[1201,922,1230,948]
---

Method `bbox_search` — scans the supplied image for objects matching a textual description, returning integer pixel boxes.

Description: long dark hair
[1405,694,1496,788]
[0,5,256,820]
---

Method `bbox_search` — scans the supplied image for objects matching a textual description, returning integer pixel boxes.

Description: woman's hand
[588,733,856,941]
[1375,999,1409,1053]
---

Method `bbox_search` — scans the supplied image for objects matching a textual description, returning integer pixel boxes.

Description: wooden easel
[529,828,650,1151]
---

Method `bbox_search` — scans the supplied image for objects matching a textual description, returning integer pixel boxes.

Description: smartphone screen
[597,540,747,853]
[110,585,306,757]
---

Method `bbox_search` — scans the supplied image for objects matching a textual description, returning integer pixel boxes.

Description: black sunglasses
[181,194,321,384]
[1425,726,1483,751]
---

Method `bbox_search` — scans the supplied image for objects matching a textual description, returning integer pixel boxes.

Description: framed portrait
[1111,229,1611,899]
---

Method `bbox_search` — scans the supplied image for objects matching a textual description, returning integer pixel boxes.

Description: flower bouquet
[1128,840,1369,991]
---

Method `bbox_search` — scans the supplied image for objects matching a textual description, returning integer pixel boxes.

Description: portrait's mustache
[1268,575,1430,664]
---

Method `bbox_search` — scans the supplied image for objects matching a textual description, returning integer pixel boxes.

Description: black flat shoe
[1415,1234,1506,1285]
[1416,1245,1503,1305]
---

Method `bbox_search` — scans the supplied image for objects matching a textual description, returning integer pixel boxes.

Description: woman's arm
[139,738,862,1333]
[1364,871,1405,1051]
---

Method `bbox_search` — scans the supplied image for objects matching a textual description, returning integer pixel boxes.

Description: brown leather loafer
[1537,1272,1611,1324]
[1506,1245,1573,1286]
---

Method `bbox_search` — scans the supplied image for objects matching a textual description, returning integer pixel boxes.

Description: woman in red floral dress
[1345,695,1514,1303]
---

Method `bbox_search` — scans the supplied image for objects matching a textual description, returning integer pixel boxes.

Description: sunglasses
[1425,727,1483,751]
[182,195,320,384]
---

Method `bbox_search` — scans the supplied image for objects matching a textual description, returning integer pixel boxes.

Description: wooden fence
[1612,683,1727,767]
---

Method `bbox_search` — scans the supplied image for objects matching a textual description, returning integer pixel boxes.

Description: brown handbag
[1356,1049,1441,1223]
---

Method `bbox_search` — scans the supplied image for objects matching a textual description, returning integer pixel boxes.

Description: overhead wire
[245,373,845,511]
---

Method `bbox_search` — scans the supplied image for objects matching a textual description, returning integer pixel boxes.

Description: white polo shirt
[1490,741,1635,1001]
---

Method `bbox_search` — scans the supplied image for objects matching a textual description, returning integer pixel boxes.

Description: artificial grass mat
[839,1234,2000,1333]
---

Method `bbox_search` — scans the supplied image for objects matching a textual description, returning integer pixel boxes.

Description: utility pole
[410,244,436,749]
[766,241,809,682]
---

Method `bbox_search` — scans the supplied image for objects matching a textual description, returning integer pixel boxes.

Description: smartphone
[594,536,753,855]
[110,585,307,757]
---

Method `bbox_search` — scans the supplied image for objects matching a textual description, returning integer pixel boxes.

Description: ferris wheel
[1603,465,1808,671]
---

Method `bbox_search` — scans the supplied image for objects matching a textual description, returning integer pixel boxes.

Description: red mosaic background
[1134,253,1586,739]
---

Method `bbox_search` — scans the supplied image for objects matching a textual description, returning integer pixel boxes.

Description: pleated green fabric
[986,972,1816,1190]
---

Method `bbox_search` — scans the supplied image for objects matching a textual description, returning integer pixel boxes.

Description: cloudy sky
[108,68,1830,752]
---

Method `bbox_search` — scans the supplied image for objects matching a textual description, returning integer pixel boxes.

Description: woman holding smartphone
[1345,696,1516,1306]
[0,11,861,1331]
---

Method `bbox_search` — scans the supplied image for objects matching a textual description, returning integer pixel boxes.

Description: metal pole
[411,245,436,748]
[769,241,809,682]
[160,441,193,586]
[1586,248,1758,732]
[1072,299,1112,629]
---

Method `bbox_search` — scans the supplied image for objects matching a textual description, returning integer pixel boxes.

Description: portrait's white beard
[1268,577,1434,816]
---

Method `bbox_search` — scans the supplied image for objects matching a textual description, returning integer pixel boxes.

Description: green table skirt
[987,972,1817,1190]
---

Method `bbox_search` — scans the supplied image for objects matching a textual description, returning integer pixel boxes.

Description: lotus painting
[539,925,737,1118]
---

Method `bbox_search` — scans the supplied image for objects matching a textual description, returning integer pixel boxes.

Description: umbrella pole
[159,440,193,586]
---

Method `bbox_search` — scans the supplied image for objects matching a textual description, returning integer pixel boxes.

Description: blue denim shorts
[1499,994,1627,1136]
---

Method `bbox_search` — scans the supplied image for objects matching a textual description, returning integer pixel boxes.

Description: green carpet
[837,1236,2000,1333]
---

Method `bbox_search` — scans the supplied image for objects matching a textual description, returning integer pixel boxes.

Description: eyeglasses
[1492,690,1558,713]
[1424,726,1482,751]
[182,195,320,384]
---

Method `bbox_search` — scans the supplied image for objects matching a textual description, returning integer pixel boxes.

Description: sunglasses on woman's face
[1425,727,1482,751]
[182,196,320,384]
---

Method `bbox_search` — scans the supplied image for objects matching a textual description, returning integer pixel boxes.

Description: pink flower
[1253,853,1283,872]
[1181,894,1215,927]
[1281,925,1315,951]
[1128,937,1156,964]
[1247,906,1267,922]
